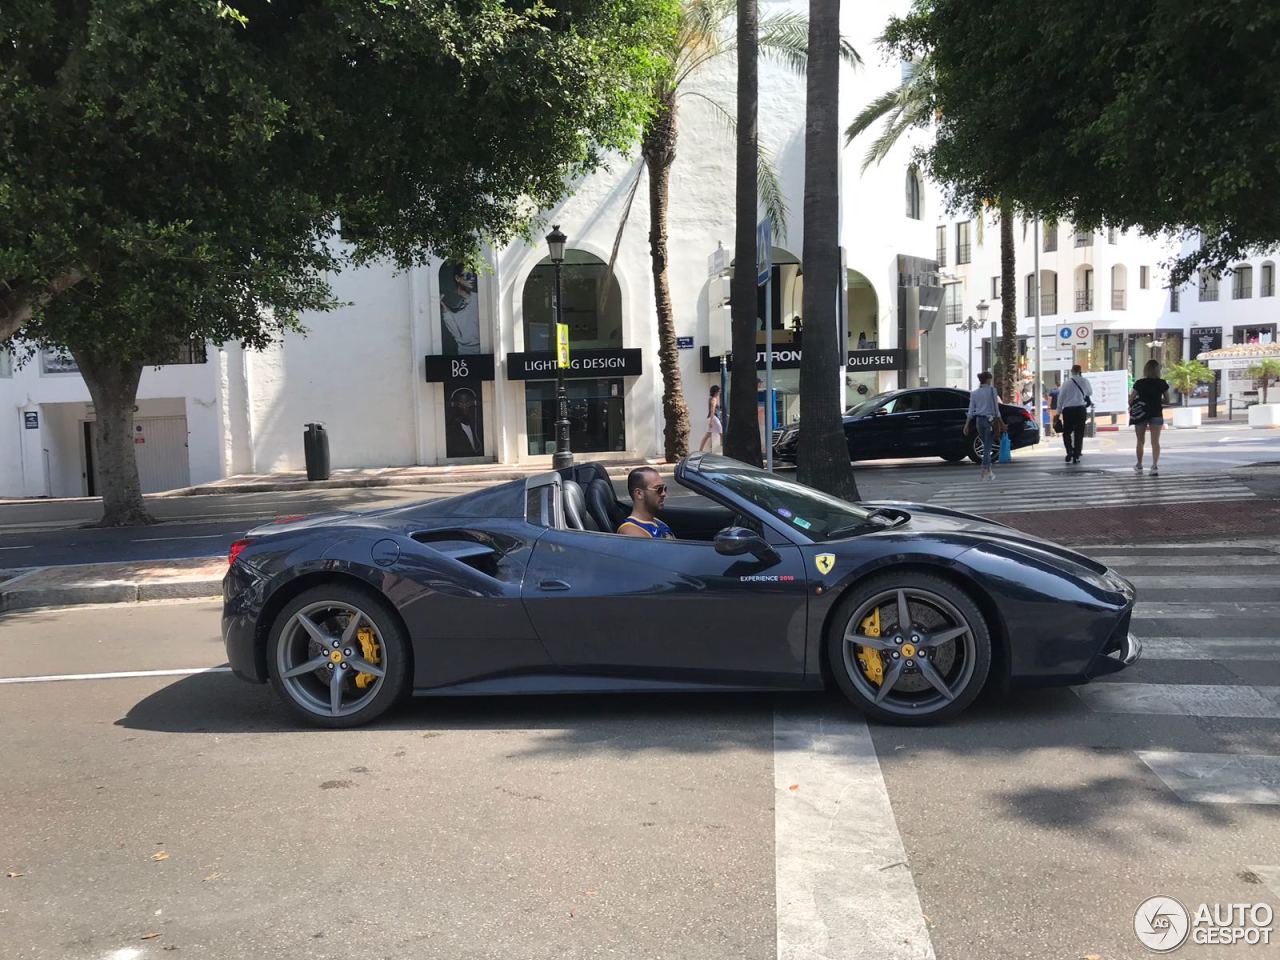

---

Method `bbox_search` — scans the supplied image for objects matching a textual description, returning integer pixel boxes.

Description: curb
[0,561,224,613]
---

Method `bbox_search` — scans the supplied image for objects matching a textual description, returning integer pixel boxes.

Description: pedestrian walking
[964,371,1002,480]
[1129,359,1169,476]
[1057,364,1093,464]
[698,384,723,452]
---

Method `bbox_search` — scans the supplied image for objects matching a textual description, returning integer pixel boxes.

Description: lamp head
[546,225,567,263]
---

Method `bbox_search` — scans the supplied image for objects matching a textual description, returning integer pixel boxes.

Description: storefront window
[525,378,626,455]
[756,257,803,347]
[1234,324,1276,345]
[522,251,622,352]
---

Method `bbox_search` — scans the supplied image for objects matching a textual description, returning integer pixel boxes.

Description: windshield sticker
[777,507,793,518]
[793,517,812,530]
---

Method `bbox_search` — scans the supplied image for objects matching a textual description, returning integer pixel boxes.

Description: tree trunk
[797,0,858,500]
[725,0,763,467]
[998,203,1018,402]
[72,348,154,527]
[641,95,690,462]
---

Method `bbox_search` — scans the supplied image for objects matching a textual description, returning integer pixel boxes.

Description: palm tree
[1247,357,1280,403]
[606,1,857,463]
[797,0,858,499]
[846,56,1022,403]
[1166,359,1213,406]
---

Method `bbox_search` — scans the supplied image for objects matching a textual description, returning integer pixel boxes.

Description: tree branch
[0,264,93,343]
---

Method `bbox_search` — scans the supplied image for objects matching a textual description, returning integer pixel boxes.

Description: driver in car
[617,467,675,539]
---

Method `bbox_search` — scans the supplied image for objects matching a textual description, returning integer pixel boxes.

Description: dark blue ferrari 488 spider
[222,454,1140,727]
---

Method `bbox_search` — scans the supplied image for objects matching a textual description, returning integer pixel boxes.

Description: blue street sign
[756,218,772,287]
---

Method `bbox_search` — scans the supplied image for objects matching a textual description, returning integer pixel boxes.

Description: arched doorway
[519,250,626,456]
[845,269,882,401]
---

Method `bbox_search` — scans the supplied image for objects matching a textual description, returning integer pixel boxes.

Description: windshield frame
[844,391,895,418]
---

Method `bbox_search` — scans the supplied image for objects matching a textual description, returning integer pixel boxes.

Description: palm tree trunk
[641,94,690,462]
[725,0,762,467]
[71,347,154,527]
[797,0,858,500]
[998,202,1018,402]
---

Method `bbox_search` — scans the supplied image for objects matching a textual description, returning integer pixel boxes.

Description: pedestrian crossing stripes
[925,471,1254,514]
[1070,541,1280,804]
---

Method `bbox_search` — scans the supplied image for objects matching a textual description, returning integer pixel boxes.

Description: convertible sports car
[222,455,1139,728]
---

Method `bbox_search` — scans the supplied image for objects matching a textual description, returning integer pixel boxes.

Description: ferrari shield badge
[814,553,836,576]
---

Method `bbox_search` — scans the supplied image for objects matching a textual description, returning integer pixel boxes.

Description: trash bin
[303,423,330,481]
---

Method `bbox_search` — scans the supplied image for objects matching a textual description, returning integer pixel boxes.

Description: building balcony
[1075,291,1094,312]
[1111,290,1126,310]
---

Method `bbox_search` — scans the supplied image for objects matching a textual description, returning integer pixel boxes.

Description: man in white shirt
[1057,365,1093,464]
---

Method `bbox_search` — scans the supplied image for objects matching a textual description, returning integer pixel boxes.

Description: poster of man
[445,386,484,458]
[439,263,481,355]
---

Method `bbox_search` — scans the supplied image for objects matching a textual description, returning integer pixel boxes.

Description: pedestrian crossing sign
[556,323,570,369]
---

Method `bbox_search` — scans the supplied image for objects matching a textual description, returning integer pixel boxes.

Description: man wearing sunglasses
[617,467,675,539]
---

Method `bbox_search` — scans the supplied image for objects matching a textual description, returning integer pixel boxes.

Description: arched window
[905,167,922,220]
[1075,266,1094,312]
[521,249,622,351]
[1110,264,1127,310]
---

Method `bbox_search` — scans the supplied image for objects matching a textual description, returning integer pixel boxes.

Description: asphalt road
[3,538,1279,959]
[2,422,1278,568]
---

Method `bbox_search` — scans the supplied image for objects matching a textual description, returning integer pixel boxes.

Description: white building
[4,2,1273,498]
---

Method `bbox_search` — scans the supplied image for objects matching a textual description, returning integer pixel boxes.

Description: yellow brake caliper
[355,625,381,689]
[856,608,885,686]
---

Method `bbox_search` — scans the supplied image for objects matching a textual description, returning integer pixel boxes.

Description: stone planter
[1171,406,1202,429]
[1248,403,1280,429]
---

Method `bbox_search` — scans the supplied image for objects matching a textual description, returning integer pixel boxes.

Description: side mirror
[871,407,889,416]
[714,526,779,564]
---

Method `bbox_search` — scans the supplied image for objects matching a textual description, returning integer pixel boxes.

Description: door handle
[538,578,571,592]
[906,415,922,420]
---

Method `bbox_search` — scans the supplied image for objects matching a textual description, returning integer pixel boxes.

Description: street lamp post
[959,299,989,387]
[546,225,573,469]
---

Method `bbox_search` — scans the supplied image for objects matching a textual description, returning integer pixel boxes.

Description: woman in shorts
[1129,359,1169,475]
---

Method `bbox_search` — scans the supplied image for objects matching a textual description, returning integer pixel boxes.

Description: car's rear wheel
[940,452,966,463]
[267,584,410,728]
[965,433,990,464]
[827,573,991,725]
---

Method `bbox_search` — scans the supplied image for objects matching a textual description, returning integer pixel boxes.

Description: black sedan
[222,455,1138,728]
[772,387,1039,465]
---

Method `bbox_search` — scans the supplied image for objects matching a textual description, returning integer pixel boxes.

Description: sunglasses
[644,484,668,494]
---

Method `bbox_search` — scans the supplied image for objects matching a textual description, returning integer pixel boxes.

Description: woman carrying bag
[1129,359,1169,475]
[964,371,1003,481]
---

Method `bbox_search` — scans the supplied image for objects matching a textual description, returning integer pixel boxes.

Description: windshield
[844,392,892,418]
[707,463,891,542]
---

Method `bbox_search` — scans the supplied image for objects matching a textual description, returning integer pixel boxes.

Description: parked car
[772,387,1039,465]
[223,455,1136,727]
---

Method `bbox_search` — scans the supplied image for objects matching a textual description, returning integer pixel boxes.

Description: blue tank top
[617,516,674,539]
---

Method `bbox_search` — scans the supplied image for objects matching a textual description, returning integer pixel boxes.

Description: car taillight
[1019,408,1034,421]
[228,538,254,566]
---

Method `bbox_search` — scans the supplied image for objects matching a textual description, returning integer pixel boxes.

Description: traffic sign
[556,323,570,368]
[756,218,772,287]
[1058,322,1092,350]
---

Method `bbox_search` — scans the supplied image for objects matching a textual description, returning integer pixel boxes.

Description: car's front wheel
[965,432,991,464]
[267,584,410,728]
[828,573,991,724]
[940,452,966,463]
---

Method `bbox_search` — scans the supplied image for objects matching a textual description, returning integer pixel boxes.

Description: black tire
[940,452,966,463]
[827,572,991,725]
[267,583,411,728]
[965,433,987,464]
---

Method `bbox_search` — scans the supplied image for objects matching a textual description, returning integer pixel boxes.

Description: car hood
[863,500,1108,575]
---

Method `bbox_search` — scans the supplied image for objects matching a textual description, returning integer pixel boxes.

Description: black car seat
[561,479,599,531]
[585,477,628,532]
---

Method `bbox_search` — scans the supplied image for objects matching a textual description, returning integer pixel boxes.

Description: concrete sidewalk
[171,456,675,496]
[0,557,224,611]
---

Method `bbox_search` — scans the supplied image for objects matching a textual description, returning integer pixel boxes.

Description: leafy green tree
[1165,359,1214,406]
[882,0,1280,285]
[2,0,672,523]
[1247,358,1280,404]
[846,57,1021,402]
[796,0,858,499]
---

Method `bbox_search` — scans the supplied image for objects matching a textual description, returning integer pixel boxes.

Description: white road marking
[0,544,33,551]
[131,533,228,543]
[774,711,934,960]
[1137,638,1280,661]
[1137,751,1280,804]
[0,666,232,685]
[1133,601,1280,619]
[1125,575,1279,589]
[1075,683,1280,719]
